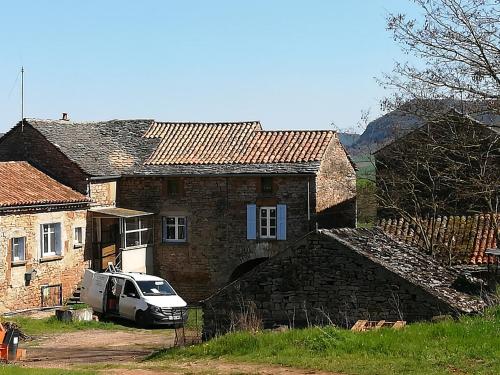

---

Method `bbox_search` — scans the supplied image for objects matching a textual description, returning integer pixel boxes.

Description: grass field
[150,307,500,375]
[2,315,131,336]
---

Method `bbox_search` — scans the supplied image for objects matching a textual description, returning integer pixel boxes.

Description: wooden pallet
[351,320,406,331]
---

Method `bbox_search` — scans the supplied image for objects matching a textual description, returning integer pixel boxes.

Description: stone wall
[0,208,88,313]
[117,175,313,302]
[0,125,89,194]
[316,135,357,228]
[89,180,117,206]
[202,233,457,338]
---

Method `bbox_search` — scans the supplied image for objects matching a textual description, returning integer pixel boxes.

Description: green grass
[3,315,130,336]
[150,307,500,375]
[184,307,203,330]
[0,366,95,375]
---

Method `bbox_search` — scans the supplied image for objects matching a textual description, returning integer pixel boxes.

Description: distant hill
[346,102,500,157]
[337,132,360,148]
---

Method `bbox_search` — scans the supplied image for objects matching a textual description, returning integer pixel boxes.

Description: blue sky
[0,1,418,133]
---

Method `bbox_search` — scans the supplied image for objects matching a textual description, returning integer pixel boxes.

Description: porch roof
[89,207,154,218]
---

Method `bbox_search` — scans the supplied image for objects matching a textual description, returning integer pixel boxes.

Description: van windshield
[136,280,176,296]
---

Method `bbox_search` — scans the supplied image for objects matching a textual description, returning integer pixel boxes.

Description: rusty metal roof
[0,161,89,208]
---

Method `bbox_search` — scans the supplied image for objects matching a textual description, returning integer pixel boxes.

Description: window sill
[39,255,63,263]
[73,243,83,249]
[123,244,151,251]
[11,260,27,267]
[161,241,188,245]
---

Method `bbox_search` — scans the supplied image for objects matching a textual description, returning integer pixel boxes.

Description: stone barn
[202,228,485,338]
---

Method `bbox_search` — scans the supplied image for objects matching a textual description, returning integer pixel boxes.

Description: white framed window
[12,237,26,262]
[41,223,62,257]
[74,227,83,247]
[260,206,277,239]
[124,217,152,248]
[162,216,187,242]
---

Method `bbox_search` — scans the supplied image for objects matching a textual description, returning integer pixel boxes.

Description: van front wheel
[135,310,149,329]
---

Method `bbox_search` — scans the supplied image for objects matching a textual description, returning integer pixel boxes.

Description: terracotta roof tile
[0,162,89,208]
[144,122,334,165]
[378,214,499,265]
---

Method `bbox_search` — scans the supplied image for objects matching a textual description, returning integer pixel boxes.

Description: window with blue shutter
[54,223,62,255]
[277,204,287,240]
[247,204,257,240]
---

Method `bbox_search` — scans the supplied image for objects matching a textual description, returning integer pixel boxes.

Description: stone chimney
[61,113,69,121]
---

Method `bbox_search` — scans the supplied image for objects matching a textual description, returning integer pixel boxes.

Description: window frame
[259,206,277,239]
[41,223,61,257]
[74,227,84,247]
[11,236,26,262]
[123,217,152,249]
[162,216,187,243]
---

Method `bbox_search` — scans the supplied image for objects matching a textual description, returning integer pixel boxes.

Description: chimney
[61,113,69,121]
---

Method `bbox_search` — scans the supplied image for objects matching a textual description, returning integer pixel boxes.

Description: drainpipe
[307,177,311,224]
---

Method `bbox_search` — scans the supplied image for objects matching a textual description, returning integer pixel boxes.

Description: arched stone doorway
[229,257,268,282]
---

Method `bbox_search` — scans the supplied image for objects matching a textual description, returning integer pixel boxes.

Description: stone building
[0,118,356,302]
[202,228,485,338]
[0,161,89,312]
[374,109,499,218]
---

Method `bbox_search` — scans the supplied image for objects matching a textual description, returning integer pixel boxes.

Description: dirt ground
[22,329,173,367]
[18,329,337,374]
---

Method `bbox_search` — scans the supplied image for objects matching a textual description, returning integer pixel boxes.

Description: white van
[80,269,188,327]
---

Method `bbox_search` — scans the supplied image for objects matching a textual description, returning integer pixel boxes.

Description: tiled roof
[144,121,334,165]
[15,119,339,176]
[378,214,499,265]
[0,161,89,208]
[26,119,159,177]
[320,228,485,313]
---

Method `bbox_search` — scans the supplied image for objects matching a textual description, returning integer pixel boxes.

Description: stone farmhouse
[0,161,89,312]
[0,117,356,304]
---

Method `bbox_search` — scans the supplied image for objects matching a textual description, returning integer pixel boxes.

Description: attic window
[261,177,273,194]
[167,179,180,197]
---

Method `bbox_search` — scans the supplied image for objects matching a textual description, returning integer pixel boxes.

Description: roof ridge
[153,121,261,125]
[257,129,336,133]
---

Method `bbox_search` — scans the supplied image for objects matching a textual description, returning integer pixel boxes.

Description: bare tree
[381,0,500,117]
[375,0,500,255]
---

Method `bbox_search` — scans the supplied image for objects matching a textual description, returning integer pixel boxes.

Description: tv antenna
[21,66,24,131]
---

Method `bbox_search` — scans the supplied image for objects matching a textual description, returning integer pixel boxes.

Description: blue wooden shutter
[55,223,62,255]
[277,204,287,240]
[246,204,257,240]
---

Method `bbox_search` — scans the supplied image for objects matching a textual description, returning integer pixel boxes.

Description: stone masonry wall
[89,180,117,207]
[0,125,89,194]
[316,135,357,228]
[117,175,313,302]
[202,233,456,338]
[0,208,88,312]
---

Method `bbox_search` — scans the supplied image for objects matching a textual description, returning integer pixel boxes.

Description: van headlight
[147,304,162,314]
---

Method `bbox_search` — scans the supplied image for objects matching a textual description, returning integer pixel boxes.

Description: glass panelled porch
[89,207,154,273]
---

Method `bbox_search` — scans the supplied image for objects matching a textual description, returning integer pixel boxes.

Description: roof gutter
[89,175,121,181]
[0,201,90,212]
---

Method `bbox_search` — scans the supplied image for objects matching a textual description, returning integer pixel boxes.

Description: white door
[80,270,109,313]
[119,280,140,320]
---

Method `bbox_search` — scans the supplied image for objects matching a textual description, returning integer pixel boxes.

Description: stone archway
[229,257,268,282]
